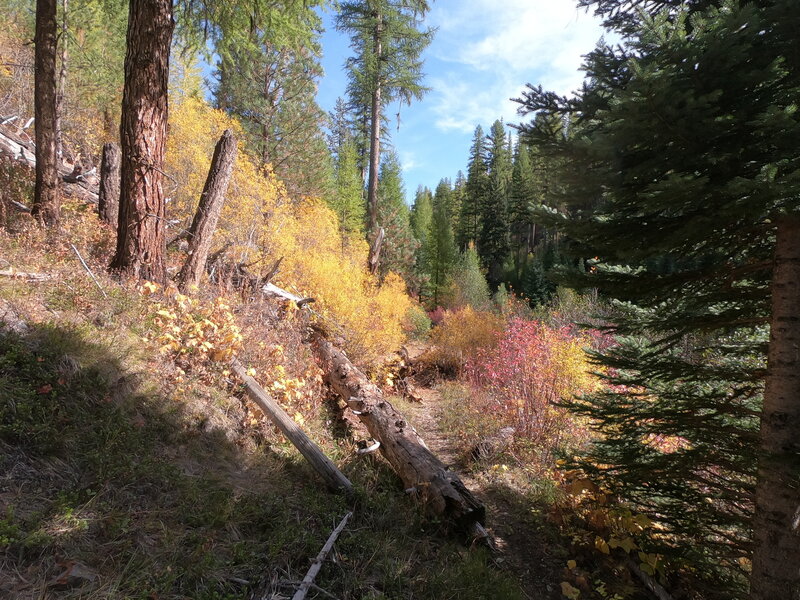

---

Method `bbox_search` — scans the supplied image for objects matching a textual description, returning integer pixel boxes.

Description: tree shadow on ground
[0,321,351,600]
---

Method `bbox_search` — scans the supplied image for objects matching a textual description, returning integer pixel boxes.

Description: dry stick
[231,358,353,495]
[291,511,352,600]
[626,559,675,600]
[70,243,108,299]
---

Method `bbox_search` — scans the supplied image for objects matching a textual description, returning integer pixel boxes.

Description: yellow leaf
[247,367,257,377]
[594,536,610,555]
[609,536,638,554]
[567,560,577,570]
[560,581,581,599]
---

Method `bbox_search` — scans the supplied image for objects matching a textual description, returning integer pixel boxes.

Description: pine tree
[478,119,511,287]
[336,0,434,250]
[421,179,456,307]
[509,137,535,278]
[32,0,60,225]
[214,8,333,200]
[450,245,491,310]
[331,139,366,240]
[457,125,487,251]
[517,2,800,597]
[376,151,418,280]
[410,185,433,246]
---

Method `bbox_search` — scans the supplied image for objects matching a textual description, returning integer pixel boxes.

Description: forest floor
[394,343,567,600]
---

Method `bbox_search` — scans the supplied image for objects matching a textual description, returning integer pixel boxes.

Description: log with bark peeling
[311,330,485,530]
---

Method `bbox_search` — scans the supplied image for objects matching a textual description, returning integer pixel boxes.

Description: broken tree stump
[177,129,237,293]
[311,331,485,530]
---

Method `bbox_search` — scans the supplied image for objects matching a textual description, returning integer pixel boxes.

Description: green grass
[0,316,525,600]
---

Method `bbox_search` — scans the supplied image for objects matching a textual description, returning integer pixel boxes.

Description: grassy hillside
[0,210,524,600]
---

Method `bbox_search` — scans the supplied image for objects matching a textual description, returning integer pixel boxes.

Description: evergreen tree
[421,179,456,307]
[509,137,535,278]
[336,0,434,250]
[214,8,334,200]
[517,2,800,597]
[376,151,418,280]
[457,125,487,250]
[478,119,511,287]
[331,139,365,240]
[410,185,433,246]
[450,245,491,310]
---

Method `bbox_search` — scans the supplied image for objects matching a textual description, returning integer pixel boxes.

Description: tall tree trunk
[751,215,800,600]
[32,0,61,226]
[177,130,237,293]
[98,142,120,227]
[110,0,174,283]
[55,0,67,161]
[366,14,383,240]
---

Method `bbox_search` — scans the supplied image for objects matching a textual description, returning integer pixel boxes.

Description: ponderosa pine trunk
[177,129,237,292]
[110,0,174,283]
[98,142,120,227]
[751,214,800,600]
[32,0,61,226]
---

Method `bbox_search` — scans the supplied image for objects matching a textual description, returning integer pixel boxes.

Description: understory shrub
[466,318,599,458]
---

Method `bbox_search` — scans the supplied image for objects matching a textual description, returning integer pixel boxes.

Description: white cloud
[399,151,419,172]
[426,1,606,132]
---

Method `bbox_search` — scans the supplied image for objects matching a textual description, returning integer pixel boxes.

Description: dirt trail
[398,373,563,600]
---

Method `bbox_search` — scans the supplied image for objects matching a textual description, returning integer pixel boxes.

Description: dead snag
[231,358,353,495]
[98,142,120,227]
[311,331,485,530]
[177,130,237,292]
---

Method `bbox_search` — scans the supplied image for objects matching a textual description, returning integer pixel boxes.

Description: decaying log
[98,142,120,227]
[231,358,353,495]
[291,511,352,600]
[177,130,237,292]
[0,268,53,281]
[311,331,485,529]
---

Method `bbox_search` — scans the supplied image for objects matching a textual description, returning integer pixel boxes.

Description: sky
[315,1,611,203]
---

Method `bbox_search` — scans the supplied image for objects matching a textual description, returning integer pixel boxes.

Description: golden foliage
[429,307,504,374]
[165,96,411,366]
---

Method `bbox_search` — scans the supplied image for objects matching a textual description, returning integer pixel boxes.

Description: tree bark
[32,0,61,226]
[177,129,237,292]
[98,142,120,228]
[110,0,174,283]
[55,0,67,161]
[311,331,485,530]
[751,214,800,600]
[366,13,383,240]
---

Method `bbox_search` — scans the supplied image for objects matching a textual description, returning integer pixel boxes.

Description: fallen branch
[311,331,485,530]
[627,559,675,600]
[70,243,108,299]
[291,511,352,600]
[231,358,353,495]
[0,267,53,281]
[262,282,314,308]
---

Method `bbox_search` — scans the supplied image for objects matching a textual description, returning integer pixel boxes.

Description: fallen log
[311,331,485,530]
[0,267,53,281]
[231,358,353,495]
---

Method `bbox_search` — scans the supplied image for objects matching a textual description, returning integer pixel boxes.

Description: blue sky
[315,1,610,203]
